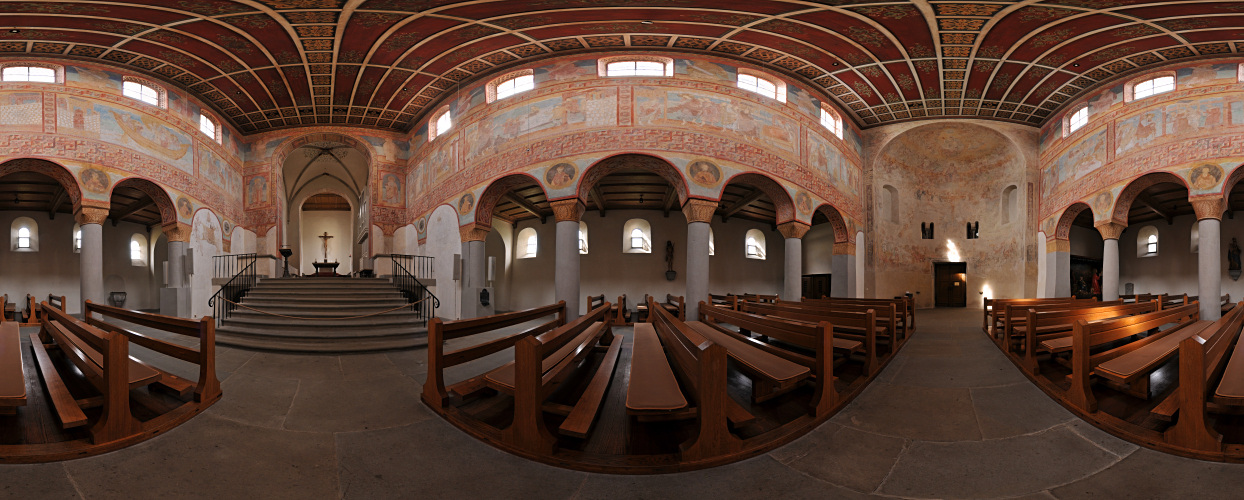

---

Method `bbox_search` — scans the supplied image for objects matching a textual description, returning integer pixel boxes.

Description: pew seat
[1095,320,1212,384]
[484,321,607,392]
[42,320,161,388]
[684,321,810,384]
[626,323,688,414]
[1214,326,1244,405]
[0,323,25,415]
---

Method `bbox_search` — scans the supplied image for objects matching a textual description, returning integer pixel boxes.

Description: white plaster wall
[425,205,461,320]
[300,210,353,274]
[190,210,224,319]
[0,211,163,314]
[1070,225,1104,258]
[1117,213,1234,298]
[802,223,835,275]
[508,210,785,315]
[1037,231,1048,298]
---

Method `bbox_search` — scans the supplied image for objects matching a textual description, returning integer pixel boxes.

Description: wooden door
[801,274,831,299]
[934,262,968,308]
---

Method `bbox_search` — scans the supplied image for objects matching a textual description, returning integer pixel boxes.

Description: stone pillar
[1095,222,1126,302]
[551,199,585,320]
[1193,198,1225,320]
[161,223,192,317]
[778,222,810,301]
[459,224,491,319]
[683,199,716,321]
[76,206,109,310]
[1049,238,1072,297]
[831,241,856,298]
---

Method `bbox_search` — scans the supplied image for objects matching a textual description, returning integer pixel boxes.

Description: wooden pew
[776,299,899,348]
[739,301,880,375]
[1020,301,1160,374]
[696,301,837,416]
[999,300,1123,349]
[1067,302,1200,412]
[0,322,25,415]
[983,297,1090,336]
[422,303,566,411]
[708,294,738,310]
[1163,302,1244,453]
[84,301,221,404]
[1,294,10,323]
[634,299,743,461]
[587,293,626,324]
[740,294,778,305]
[805,296,913,340]
[46,294,66,315]
[35,303,156,443]
[476,303,620,449]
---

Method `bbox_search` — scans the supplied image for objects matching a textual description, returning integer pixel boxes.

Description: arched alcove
[283,140,370,274]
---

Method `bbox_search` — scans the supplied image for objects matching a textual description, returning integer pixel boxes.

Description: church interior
[5,0,1244,497]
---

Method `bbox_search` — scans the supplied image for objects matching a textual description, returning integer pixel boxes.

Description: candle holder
[279,246,293,278]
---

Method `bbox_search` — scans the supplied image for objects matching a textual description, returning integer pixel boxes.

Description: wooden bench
[998,300,1124,349]
[84,301,221,404]
[34,303,159,443]
[984,297,1091,336]
[776,299,899,348]
[696,301,836,416]
[739,301,879,375]
[803,296,913,340]
[634,300,744,461]
[740,294,778,305]
[1162,301,1244,453]
[587,294,627,325]
[637,293,684,322]
[708,294,738,310]
[1020,300,1160,374]
[1067,302,1200,412]
[0,322,25,415]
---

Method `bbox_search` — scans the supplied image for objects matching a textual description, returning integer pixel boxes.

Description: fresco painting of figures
[56,96,194,174]
[635,88,799,155]
[0,92,41,132]
[1165,97,1225,136]
[1176,63,1239,87]
[1115,108,1163,156]
[464,88,618,164]
[424,140,457,184]
[1052,129,1107,190]
[808,131,857,196]
[245,175,269,209]
[199,147,241,198]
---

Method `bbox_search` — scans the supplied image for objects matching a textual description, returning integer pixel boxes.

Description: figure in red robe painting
[1091,270,1101,297]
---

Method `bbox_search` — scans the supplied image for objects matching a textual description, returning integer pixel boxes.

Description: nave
[3,308,1243,499]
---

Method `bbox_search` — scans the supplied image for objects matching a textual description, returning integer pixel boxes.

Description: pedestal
[313,261,340,277]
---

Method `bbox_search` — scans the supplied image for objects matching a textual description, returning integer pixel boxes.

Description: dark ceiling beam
[111,199,155,226]
[720,189,764,222]
[662,186,676,218]
[590,186,607,217]
[47,187,66,220]
[1136,192,1174,225]
[503,192,547,224]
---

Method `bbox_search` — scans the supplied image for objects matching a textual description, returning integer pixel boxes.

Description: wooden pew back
[1164,302,1244,452]
[1022,300,1160,372]
[708,294,738,310]
[740,301,879,375]
[775,299,898,345]
[84,301,220,404]
[985,297,1092,334]
[802,297,912,335]
[40,302,141,443]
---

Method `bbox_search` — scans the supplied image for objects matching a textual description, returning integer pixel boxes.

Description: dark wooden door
[934,262,968,308]
[802,274,831,299]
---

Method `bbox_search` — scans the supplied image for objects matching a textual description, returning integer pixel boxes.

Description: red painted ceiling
[3,1,1241,134]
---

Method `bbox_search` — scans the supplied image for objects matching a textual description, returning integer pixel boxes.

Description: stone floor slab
[575,455,873,500]
[207,372,299,429]
[832,381,983,441]
[0,463,79,499]
[1051,447,1244,499]
[972,382,1075,439]
[770,423,907,493]
[283,375,431,432]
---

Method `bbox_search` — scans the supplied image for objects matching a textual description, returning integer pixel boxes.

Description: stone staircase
[214,277,429,352]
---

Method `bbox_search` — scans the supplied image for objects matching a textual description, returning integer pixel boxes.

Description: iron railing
[208,253,259,327]
[378,254,438,323]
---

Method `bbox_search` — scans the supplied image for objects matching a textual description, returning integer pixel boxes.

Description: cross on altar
[318,231,333,262]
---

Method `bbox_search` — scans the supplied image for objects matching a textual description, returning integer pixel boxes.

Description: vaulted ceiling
[6,1,1244,134]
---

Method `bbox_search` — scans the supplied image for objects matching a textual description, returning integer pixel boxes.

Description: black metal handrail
[208,253,259,327]
[379,254,438,323]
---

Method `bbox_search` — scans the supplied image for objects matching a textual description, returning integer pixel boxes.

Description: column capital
[1046,238,1070,253]
[777,221,810,239]
[681,198,717,224]
[549,199,586,223]
[833,241,856,255]
[163,222,191,243]
[459,223,490,242]
[1094,221,1127,240]
[75,206,109,225]
[1191,197,1226,221]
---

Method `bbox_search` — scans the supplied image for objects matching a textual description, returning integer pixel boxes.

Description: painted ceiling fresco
[6,1,1243,134]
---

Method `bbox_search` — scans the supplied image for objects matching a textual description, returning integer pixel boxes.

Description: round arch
[1053,202,1094,241]
[0,158,84,211]
[1221,162,1244,199]
[576,153,689,208]
[1111,171,1189,224]
[272,132,375,172]
[474,173,548,228]
[813,203,850,244]
[108,177,178,228]
[721,171,797,224]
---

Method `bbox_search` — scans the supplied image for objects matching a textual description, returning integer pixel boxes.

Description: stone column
[459,224,491,319]
[161,223,192,317]
[778,222,810,301]
[683,199,716,321]
[76,206,109,310]
[1095,222,1126,302]
[831,240,856,298]
[550,200,586,320]
[1049,238,1072,297]
[1193,198,1225,321]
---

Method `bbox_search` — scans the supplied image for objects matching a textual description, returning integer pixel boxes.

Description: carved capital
[378,223,400,236]
[1094,221,1127,240]
[833,241,855,255]
[1191,197,1226,221]
[681,198,718,224]
[1047,238,1070,253]
[549,199,586,223]
[777,221,810,240]
[163,222,192,243]
[459,223,490,242]
[75,206,109,225]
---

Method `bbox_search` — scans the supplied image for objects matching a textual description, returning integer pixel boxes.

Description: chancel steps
[215,277,428,353]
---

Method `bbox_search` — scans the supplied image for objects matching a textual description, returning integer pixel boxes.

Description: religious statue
[318,231,334,262]
[665,240,674,272]
[1230,238,1241,281]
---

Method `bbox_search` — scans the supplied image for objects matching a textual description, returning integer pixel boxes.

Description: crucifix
[318,231,333,262]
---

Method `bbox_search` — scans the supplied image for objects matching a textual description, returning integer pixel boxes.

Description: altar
[312,261,340,277]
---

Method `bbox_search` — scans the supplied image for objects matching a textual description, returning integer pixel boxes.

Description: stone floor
[4,308,1244,499]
